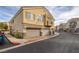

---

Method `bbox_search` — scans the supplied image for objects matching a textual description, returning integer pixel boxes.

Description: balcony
[44,21,52,27]
[44,24,52,27]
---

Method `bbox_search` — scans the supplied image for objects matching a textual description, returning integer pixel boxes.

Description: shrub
[15,32,23,39]
[10,32,23,39]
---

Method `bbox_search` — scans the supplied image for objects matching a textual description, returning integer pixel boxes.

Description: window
[50,20,53,24]
[47,19,53,25]
[40,15,44,22]
[26,12,33,20]
[35,14,43,22]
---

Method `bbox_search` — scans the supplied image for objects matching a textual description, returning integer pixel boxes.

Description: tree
[3,23,8,31]
[69,21,77,32]
[69,21,77,28]
[0,22,8,31]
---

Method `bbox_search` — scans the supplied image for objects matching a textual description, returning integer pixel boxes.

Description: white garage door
[42,29,49,36]
[26,29,40,38]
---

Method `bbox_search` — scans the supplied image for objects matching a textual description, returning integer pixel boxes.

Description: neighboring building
[9,6,55,39]
[67,18,79,32]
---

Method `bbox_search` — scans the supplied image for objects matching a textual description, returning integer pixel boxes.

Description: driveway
[3,32,79,53]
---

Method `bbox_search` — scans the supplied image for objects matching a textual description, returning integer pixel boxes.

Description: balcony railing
[44,24,52,27]
[44,21,52,27]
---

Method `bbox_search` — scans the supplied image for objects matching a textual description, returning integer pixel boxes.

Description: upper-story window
[40,15,44,22]
[46,19,53,25]
[49,19,53,24]
[26,12,33,20]
[35,14,43,22]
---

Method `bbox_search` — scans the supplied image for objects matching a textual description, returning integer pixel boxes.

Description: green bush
[10,32,23,39]
[0,22,8,31]
[15,32,23,39]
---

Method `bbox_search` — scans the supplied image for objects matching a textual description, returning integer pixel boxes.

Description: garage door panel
[42,30,49,36]
[26,29,40,38]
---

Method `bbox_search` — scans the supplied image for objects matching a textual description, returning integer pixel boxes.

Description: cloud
[46,6,79,25]
[46,6,56,17]
[0,6,79,25]
[0,11,13,22]
[57,7,79,24]
[0,6,20,22]
[46,6,75,25]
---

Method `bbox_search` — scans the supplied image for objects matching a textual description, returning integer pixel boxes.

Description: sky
[0,6,20,22]
[0,6,79,25]
[46,6,79,25]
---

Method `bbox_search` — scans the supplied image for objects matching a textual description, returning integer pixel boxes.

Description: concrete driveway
[3,32,79,53]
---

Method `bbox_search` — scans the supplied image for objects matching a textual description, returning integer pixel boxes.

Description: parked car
[0,32,5,45]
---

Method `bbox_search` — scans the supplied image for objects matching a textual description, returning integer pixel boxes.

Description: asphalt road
[3,32,79,53]
[0,35,14,49]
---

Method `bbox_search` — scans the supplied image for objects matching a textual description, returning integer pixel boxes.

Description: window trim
[25,12,34,20]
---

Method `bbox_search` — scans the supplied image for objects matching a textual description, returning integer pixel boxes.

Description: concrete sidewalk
[5,32,59,44]
[74,33,79,34]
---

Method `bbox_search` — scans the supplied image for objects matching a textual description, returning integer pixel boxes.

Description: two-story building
[9,6,55,39]
[66,18,79,32]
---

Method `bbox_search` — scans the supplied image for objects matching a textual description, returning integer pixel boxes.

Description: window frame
[35,14,43,22]
[25,12,34,20]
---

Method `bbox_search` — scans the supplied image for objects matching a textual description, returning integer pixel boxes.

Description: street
[0,35,15,50]
[3,32,79,53]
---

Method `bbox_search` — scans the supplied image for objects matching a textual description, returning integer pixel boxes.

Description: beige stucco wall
[23,8,45,26]
[23,8,54,27]
[67,18,79,29]
[9,7,55,39]
[11,11,24,33]
[76,20,79,28]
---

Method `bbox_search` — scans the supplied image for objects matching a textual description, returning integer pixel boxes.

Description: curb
[74,33,79,34]
[25,32,60,44]
[0,33,60,52]
[72,33,79,35]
